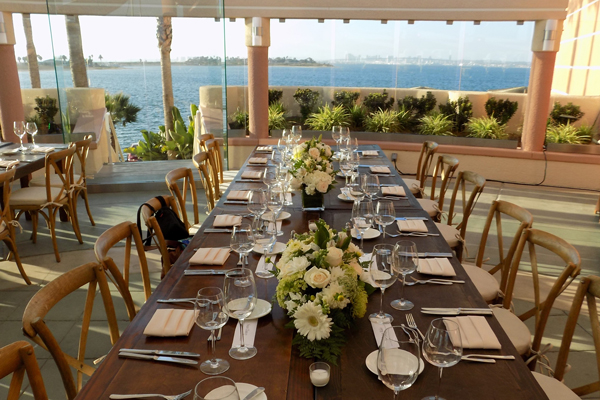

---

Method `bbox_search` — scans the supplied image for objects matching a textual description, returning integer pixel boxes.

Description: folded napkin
[370,166,391,174]
[232,319,258,348]
[241,170,263,179]
[227,190,250,201]
[249,157,268,164]
[285,192,293,203]
[397,219,428,232]
[371,318,395,347]
[256,255,277,275]
[0,160,19,168]
[268,221,283,232]
[382,186,406,196]
[445,315,501,349]
[143,309,196,337]
[213,215,242,227]
[418,258,456,276]
[189,247,231,266]
[362,150,379,156]
[31,147,55,153]
[256,146,272,151]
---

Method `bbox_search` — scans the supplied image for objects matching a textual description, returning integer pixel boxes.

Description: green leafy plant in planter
[400,91,437,128]
[32,95,61,134]
[396,107,413,132]
[575,124,595,144]
[105,92,141,126]
[550,102,584,126]
[305,104,350,131]
[269,102,287,131]
[332,91,360,110]
[466,116,508,139]
[229,108,249,130]
[438,96,473,133]
[485,97,518,125]
[165,105,197,159]
[363,90,395,114]
[546,123,591,144]
[349,105,367,131]
[124,129,168,161]
[418,112,453,136]
[269,89,283,105]
[365,109,399,133]
[293,88,321,121]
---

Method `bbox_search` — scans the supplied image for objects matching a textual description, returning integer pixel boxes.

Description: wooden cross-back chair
[193,151,216,213]
[402,141,439,197]
[197,133,214,152]
[491,228,581,360]
[166,167,200,234]
[0,167,30,284]
[416,154,459,219]
[0,341,48,400]
[22,262,121,400]
[462,200,533,303]
[94,221,150,312]
[11,145,83,262]
[434,170,486,261]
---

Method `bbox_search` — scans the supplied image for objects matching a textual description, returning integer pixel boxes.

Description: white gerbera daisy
[293,302,332,341]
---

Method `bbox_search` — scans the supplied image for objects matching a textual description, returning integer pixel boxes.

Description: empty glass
[248,189,267,229]
[376,200,396,238]
[352,199,374,251]
[361,174,380,200]
[291,125,302,144]
[194,287,229,375]
[378,326,421,400]
[254,219,277,276]
[332,126,343,151]
[194,376,240,400]
[230,223,254,266]
[263,167,278,191]
[369,244,399,323]
[224,268,258,360]
[267,184,284,237]
[25,122,38,148]
[13,121,26,151]
[391,241,418,311]
[277,166,293,205]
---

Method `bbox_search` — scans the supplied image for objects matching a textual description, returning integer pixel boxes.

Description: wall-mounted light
[474,21,481,25]
[408,20,415,25]
[279,18,286,23]
[343,19,350,24]
[381,20,387,24]
[517,20,524,25]
[252,17,262,46]
[446,20,453,25]
[318,18,324,23]
[542,19,558,51]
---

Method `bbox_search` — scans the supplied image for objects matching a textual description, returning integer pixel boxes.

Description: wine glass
[291,125,302,144]
[376,200,396,239]
[339,126,350,147]
[194,376,240,400]
[277,166,293,205]
[361,173,380,200]
[194,287,229,375]
[230,223,254,266]
[254,219,276,279]
[378,326,421,400]
[282,128,291,146]
[422,319,463,400]
[248,189,267,229]
[340,157,353,188]
[391,241,418,311]
[352,199,374,251]
[332,126,342,152]
[267,183,284,237]
[25,122,38,148]
[263,167,278,191]
[13,121,26,151]
[223,268,258,360]
[369,244,399,323]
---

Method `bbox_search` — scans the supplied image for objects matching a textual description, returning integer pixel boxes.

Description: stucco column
[522,19,563,152]
[245,18,270,139]
[0,12,23,142]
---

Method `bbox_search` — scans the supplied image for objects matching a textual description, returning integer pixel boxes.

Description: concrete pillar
[522,19,563,152]
[245,17,270,139]
[0,12,23,142]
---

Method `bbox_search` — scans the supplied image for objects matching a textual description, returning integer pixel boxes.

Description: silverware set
[407,276,465,285]
[420,307,493,316]
[110,389,192,400]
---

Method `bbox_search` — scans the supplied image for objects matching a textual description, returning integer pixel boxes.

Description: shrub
[550,102,584,125]
[268,89,283,105]
[363,90,395,113]
[332,91,360,110]
[293,88,321,120]
[33,95,61,134]
[396,107,413,132]
[230,108,249,130]
[365,109,399,133]
[418,112,453,136]
[349,105,367,131]
[305,104,350,131]
[400,92,437,119]
[485,97,518,125]
[546,123,590,144]
[576,124,595,144]
[124,130,168,161]
[268,102,287,131]
[466,116,508,139]
[438,96,473,133]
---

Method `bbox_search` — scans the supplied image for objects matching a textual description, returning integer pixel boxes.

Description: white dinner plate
[2,149,19,155]
[366,350,425,376]
[226,299,272,320]
[351,228,381,240]
[204,382,267,400]
[253,241,286,255]
[261,211,291,221]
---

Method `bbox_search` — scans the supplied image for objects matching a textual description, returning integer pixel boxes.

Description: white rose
[279,256,311,278]
[349,260,363,275]
[304,267,331,288]
[325,147,332,157]
[325,247,344,267]
[347,242,361,254]
[316,181,329,193]
[305,185,316,195]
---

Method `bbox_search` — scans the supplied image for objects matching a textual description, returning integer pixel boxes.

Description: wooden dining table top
[75,144,548,400]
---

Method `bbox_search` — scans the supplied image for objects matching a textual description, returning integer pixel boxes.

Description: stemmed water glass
[422,319,463,400]
[277,166,293,205]
[13,121,26,151]
[391,241,418,311]
[194,287,229,375]
[248,189,267,230]
[194,376,240,400]
[352,199,374,251]
[378,326,421,400]
[223,268,258,360]
[291,125,302,145]
[376,200,396,238]
[369,244,399,323]
[361,174,380,200]
[340,155,353,189]
[25,122,38,148]
[332,126,343,152]
[230,223,254,266]
[267,183,284,237]
[263,167,278,191]
[340,126,350,147]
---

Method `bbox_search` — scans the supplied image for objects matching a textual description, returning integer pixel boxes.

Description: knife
[397,252,453,258]
[119,349,200,358]
[396,217,428,221]
[224,201,248,205]
[118,352,198,365]
[204,228,249,233]
[157,298,197,303]
[235,179,263,182]
[420,308,493,316]
[184,269,227,276]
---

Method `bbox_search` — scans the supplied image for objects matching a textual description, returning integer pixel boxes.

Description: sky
[11,14,535,63]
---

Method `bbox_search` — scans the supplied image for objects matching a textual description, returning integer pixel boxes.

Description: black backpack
[137,196,189,246]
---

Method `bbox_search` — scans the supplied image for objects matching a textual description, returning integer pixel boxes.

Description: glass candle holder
[309,362,330,387]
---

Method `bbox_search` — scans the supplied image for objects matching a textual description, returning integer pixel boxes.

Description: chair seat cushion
[417,198,439,218]
[462,262,500,302]
[29,174,81,188]
[222,170,238,183]
[492,307,531,355]
[434,222,461,247]
[402,178,420,194]
[532,372,579,400]
[11,187,66,207]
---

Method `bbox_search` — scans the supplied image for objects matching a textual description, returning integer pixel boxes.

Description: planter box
[546,143,600,155]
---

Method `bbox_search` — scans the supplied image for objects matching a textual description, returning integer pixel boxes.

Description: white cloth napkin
[444,316,501,349]
[189,248,231,265]
[285,193,293,203]
[370,166,391,174]
[256,146,272,151]
[371,318,395,347]
[397,220,428,233]
[382,186,406,196]
[0,160,19,168]
[31,147,55,153]
[227,190,250,201]
[241,170,263,179]
[143,309,196,337]
[418,258,456,276]
[256,255,277,274]
[213,215,242,227]
[248,157,268,164]
[362,150,379,156]
[231,319,258,348]
[268,221,283,232]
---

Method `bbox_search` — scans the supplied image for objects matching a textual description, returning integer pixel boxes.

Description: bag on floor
[136,195,189,246]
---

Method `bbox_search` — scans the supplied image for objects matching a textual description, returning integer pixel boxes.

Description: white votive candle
[309,362,330,387]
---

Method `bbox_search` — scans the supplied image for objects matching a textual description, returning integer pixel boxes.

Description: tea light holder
[309,362,330,387]
[308,220,318,232]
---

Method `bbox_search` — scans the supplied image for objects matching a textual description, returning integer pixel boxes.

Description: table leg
[20,174,32,221]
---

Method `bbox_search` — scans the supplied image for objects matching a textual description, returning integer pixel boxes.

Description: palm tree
[65,15,88,87]
[157,16,175,159]
[22,13,41,88]
[105,92,141,126]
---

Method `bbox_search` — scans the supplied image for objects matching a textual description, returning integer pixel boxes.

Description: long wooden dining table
[75,144,548,400]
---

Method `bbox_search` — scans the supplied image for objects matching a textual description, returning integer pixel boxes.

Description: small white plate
[338,193,355,202]
[253,241,286,255]
[351,228,380,240]
[262,211,291,221]
[366,350,425,376]
[204,382,267,400]
[227,299,272,320]
[2,149,19,155]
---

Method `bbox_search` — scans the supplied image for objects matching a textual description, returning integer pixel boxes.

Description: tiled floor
[0,174,599,398]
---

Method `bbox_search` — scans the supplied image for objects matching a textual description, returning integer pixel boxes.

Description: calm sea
[18,63,530,146]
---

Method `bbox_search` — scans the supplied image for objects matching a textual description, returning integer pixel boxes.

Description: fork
[406,313,425,341]
[109,389,192,400]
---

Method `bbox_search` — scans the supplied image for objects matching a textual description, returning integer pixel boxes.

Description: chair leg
[3,236,30,285]
[80,187,95,226]
[45,208,61,262]
[66,201,84,244]
[31,212,38,243]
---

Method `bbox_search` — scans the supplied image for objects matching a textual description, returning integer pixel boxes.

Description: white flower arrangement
[289,136,336,196]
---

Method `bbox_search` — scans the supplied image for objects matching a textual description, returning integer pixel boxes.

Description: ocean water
[18,63,530,146]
